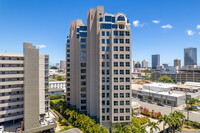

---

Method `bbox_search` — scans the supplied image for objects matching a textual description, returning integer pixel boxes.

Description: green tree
[112,122,131,133]
[57,76,64,81]
[50,66,58,69]
[158,75,173,83]
[158,114,173,132]
[148,122,160,133]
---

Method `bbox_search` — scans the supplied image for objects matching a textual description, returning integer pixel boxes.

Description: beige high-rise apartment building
[0,43,55,132]
[66,6,132,129]
[142,60,148,68]
[174,59,181,68]
[60,60,66,72]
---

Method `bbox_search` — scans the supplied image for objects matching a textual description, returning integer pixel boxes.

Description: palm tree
[131,125,148,133]
[112,122,131,133]
[158,114,173,133]
[148,122,160,133]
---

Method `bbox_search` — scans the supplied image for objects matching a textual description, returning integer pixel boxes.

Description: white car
[48,120,54,125]
[16,128,21,133]
[0,126,4,133]
[45,116,50,121]
[40,121,45,127]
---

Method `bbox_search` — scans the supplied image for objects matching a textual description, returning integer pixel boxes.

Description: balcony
[0,107,23,115]
[0,114,23,123]
[0,74,24,79]
[0,81,24,86]
[0,101,23,108]
[0,87,23,93]
[0,67,24,72]
[0,94,23,100]
[0,60,24,64]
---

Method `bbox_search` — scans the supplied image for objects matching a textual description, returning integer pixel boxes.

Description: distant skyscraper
[184,47,197,66]
[60,60,66,71]
[174,59,181,68]
[162,64,168,68]
[56,63,59,68]
[142,60,148,68]
[152,54,160,69]
[133,60,135,71]
[135,61,141,68]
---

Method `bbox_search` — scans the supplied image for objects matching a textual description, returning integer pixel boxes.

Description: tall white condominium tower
[0,43,55,132]
[142,60,148,68]
[66,6,132,129]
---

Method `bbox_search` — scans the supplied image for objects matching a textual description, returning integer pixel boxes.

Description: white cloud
[186,30,194,36]
[132,20,144,27]
[152,20,160,24]
[36,44,47,48]
[197,25,200,29]
[161,24,173,29]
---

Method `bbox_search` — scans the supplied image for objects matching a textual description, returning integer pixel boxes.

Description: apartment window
[67,49,70,52]
[102,77,105,82]
[102,39,105,44]
[102,108,105,113]
[114,109,118,113]
[81,100,86,104]
[126,70,130,74]
[120,54,124,59]
[81,81,86,85]
[80,32,87,37]
[107,31,109,36]
[126,62,130,67]
[120,47,124,51]
[114,78,118,82]
[102,116,105,121]
[112,17,115,23]
[106,77,109,82]
[102,101,105,105]
[81,75,86,79]
[114,85,118,90]
[126,85,130,90]
[114,46,118,51]
[107,116,110,120]
[102,85,105,90]
[102,46,105,51]
[101,23,112,29]
[107,85,110,90]
[120,101,124,105]
[81,106,86,110]
[107,39,110,44]
[102,70,105,75]
[120,77,124,82]
[107,108,110,113]
[81,63,86,67]
[105,16,112,22]
[126,100,130,105]
[120,62,124,67]
[114,101,118,106]
[126,47,130,51]
[120,116,124,121]
[106,46,110,52]
[106,101,109,105]
[120,108,124,113]
[81,38,86,43]
[81,69,86,73]
[120,85,124,90]
[81,56,86,61]
[102,31,105,36]
[126,39,130,44]
[77,34,79,38]
[114,39,118,43]
[114,93,118,98]
[114,31,118,36]
[114,62,118,67]
[81,50,86,55]
[80,26,87,31]
[120,93,124,98]
[67,54,70,57]
[125,31,130,36]
[120,70,124,74]
[106,70,109,75]
[102,54,105,59]
[107,62,110,67]
[126,93,130,98]
[126,116,130,120]
[126,108,130,113]
[106,93,109,98]
[126,77,130,82]
[106,54,109,59]
[119,39,124,43]
[119,31,124,36]
[114,117,118,121]
[81,44,86,49]
[102,93,105,98]
[102,62,105,67]
[114,54,118,59]
[114,70,118,75]
[125,54,130,59]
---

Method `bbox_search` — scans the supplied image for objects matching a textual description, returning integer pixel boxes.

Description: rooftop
[0,53,24,57]
[49,88,65,93]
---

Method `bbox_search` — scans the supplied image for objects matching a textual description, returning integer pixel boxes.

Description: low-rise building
[49,81,66,89]
[49,88,65,96]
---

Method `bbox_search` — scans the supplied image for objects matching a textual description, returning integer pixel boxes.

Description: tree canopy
[158,75,173,83]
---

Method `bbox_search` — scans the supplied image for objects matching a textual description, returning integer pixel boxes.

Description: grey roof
[59,128,82,133]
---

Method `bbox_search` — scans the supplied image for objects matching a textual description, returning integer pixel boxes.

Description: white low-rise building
[49,81,66,89]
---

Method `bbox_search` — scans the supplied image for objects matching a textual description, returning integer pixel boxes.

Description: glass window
[120,116,124,121]
[126,100,130,105]
[126,47,130,51]
[120,54,124,59]
[81,56,86,61]
[126,62,130,66]
[126,93,130,98]
[105,16,112,22]
[107,31,109,36]
[117,15,125,21]
[112,17,115,23]
[102,85,105,90]
[107,62,110,67]
[81,69,86,73]
[107,39,110,44]
[120,93,124,98]
[126,54,130,59]
[126,77,130,82]
[102,39,105,44]
[126,70,130,74]
[114,70,118,75]
[106,47,110,52]
[107,116,110,121]
[120,39,124,44]
[106,85,110,90]
[101,24,112,29]
[102,116,105,121]
[125,31,130,36]
[77,28,80,32]
[114,109,118,113]
[77,34,79,38]
[114,39,118,44]
[80,26,87,31]
[120,47,124,51]
[120,85,124,90]
[102,108,105,113]
[119,31,124,36]
[67,44,70,48]
[102,47,105,51]
[114,78,118,82]
[106,54,109,59]
[81,38,86,43]
[114,93,118,98]
[102,31,105,36]
[102,62,105,67]
[114,101,118,106]
[81,50,86,55]
[126,116,130,120]
[81,63,86,67]
[120,62,124,67]
[81,45,86,49]
[114,31,118,36]
[126,39,130,44]
[114,46,118,51]
[114,54,118,59]
[126,108,130,113]
[67,40,70,43]
[112,24,116,29]
[114,117,118,121]
[80,32,87,37]
[120,70,124,74]
[114,85,118,90]
[126,85,130,90]
[114,62,118,67]
[120,101,124,105]
[119,24,125,29]
[102,54,105,59]
[120,77,124,82]
[99,17,103,22]
[120,108,124,113]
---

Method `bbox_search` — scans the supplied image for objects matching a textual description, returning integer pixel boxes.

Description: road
[135,99,200,123]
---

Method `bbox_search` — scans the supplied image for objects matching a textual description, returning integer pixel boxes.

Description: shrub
[192,108,198,111]
[61,119,66,125]
[50,94,65,100]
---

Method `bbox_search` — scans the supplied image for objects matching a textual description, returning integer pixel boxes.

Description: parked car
[147,100,154,104]
[16,128,21,133]
[140,99,147,102]
[48,120,54,125]
[0,126,4,133]
[157,102,165,106]
[40,121,45,127]
[45,116,50,121]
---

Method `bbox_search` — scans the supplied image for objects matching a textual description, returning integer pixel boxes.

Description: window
[117,15,125,21]
[114,78,118,82]
[102,101,105,105]
[126,93,130,98]
[126,54,130,59]
[125,31,130,36]
[112,24,117,28]
[105,16,112,22]
[81,81,86,85]
[114,62,118,67]
[81,106,86,110]
[114,93,118,98]
[114,54,118,59]
[102,70,105,75]
[120,70,124,74]
[102,31,105,36]
[126,62,130,66]
[106,31,109,36]
[102,54,105,59]
[114,109,118,113]
[81,56,86,61]
[126,85,130,90]
[102,93,105,98]
[80,32,87,37]
[114,101,118,106]
[107,62,110,67]
[67,40,70,43]
[120,62,124,67]
[107,116,110,120]
[126,47,130,51]
[107,101,110,105]
[107,39,110,44]
[102,116,105,121]
[119,24,125,29]
[120,85,124,90]
[81,100,86,104]
[106,77,109,82]
[80,26,87,31]
[81,50,86,55]
[120,39,124,44]
[102,85,105,90]
[126,100,130,105]
[120,108,124,113]
[120,101,124,105]
[67,44,70,48]
[77,28,80,32]
[107,108,110,113]
[120,47,124,51]
[119,31,124,36]
[114,117,118,121]
[126,116,130,120]
[106,70,109,75]
[81,38,86,43]
[81,45,86,49]
[114,70,118,75]
[102,39,105,44]
[114,46,118,51]
[120,93,124,98]
[126,108,130,113]
[102,77,105,82]
[126,70,130,74]
[102,62,105,67]
[114,31,118,36]
[126,39,130,44]
[112,17,115,23]
[106,85,110,90]
[102,47,105,51]
[102,108,105,113]
[120,116,124,121]
[106,54,109,59]
[67,49,70,52]
[120,54,124,59]
[101,24,112,29]
[120,77,124,82]
[114,85,118,90]
[99,17,103,22]
[106,47,110,52]
[114,39,118,43]
[81,69,86,73]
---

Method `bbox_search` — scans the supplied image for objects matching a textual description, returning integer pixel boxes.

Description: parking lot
[134,98,200,123]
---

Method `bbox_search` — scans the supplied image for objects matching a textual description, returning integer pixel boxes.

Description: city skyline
[0,0,200,66]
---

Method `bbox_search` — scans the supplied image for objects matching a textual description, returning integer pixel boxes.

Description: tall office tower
[174,59,181,68]
[184,47,197,66]
[152,54,160,70]
[66,6,132,129]
[60,60,66,71]
[56,63,59,68]
[142,60,148,68]
[132,60,135,71]
[0,43,54,132]
[135,61,141,68]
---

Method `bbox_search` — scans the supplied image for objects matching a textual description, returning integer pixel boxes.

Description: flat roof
[143,82,176,88]
[0,53,24,57]
[175,85,199,90]
[49,88,65,92]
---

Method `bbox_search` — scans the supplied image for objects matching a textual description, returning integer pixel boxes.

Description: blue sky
[0,0,200,66]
